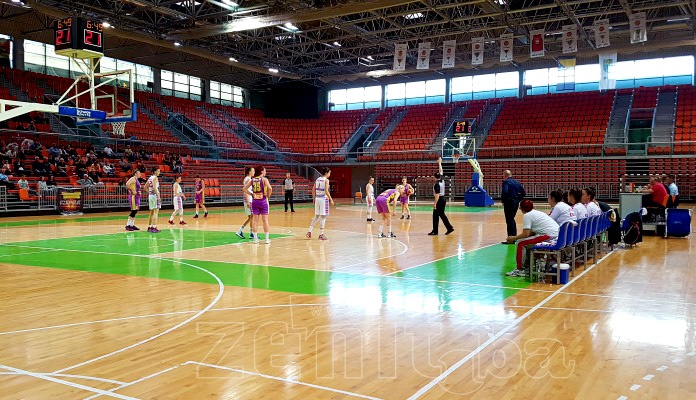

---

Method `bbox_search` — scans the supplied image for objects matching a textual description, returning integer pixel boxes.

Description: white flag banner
[562,25,578,53]
[599,52,617,90]
[442,40,456,68]
[594,19,610,48]
[630,12,647,44]
[417,42,431,70]
[500,33,513,62]
[530,29,545,58]
[393,43,407,71]
[471,37,484,65]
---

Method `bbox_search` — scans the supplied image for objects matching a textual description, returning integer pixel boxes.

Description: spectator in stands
[75,157,88,178]
[119,158,130,173]
[55,158,67,177]
[581,187,602,217]
[548,190,576,226]
[46,174,57,187]
[0,168,8,184]
[77,174,95,188]
[21,138,34,151]
[172,161,183,174]
[138,148,150,160]
[37,175,48,192]
[87,164,101,183]
[48,144,61,158]
[17,175,36,195]
[501,170,526,241]
[568,189,588,219]
[124,146,135,162]
[66,145,78,160]
[504,200,560,277]
[642,175,668,208]
[103,145,115,158]
[32,157,49,177]
[59,146,68,157]
[103,163,114,177]
[12,159,25,174]
[27,121,37,132]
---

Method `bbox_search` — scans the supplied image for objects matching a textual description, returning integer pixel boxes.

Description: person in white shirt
[283,172,295,212]
[366,177,375,222]
[168,175,187,225]
[306,167,335,240]
[581,187,602,217]
[103,145,115,158]
[548,190,576,226]
[235,166,255,239]
[504,200,560,277]
[568,189,588,219]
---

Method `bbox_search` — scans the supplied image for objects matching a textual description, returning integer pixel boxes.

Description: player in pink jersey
[399,176,414,220]
[375,186,403,238]
[193,175,208,218]
[242,165,272,244]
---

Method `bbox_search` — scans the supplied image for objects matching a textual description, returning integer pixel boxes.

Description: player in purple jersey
[242,165,272,244]
[376,186,403,238]
[125,169,142,231]
[399,176,414,220]
[193,175,208,218]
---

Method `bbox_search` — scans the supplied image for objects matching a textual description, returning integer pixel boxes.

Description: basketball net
[112,121,127,137]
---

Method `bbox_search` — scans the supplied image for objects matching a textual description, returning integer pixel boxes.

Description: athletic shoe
[235,230,245,239]
[506,269,528,277]
[367,218,372,222]
[132,226,140,231]
[249,233,255,240]
[306,232,312,239]
[428,232,438,236]
[126,226,135,231]
[407,215,411,220]
[193,214,199,219]
[151,228,161,233]
[179,221,187,225]
[387,233,396,238]
[291,210,296,213]
[501,241,514,245]
[318,234,327,241]
[168,220,175,225]
[204,211,208,218]
[400,215,404,220]
[253,238,260,244]
[445,228,455,235]
[377,233,386,238]
[265,238,271,244]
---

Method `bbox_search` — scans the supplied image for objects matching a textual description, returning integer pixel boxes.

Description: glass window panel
[575,64,599,83]
[174,82,188,92]
[174,73,188,84]
[24,40,45,55]
[364,85,381,102]
[24,53,45,66]
[524,68,549,87]
[100,57,117,72]
[346,87,364,103]
[46,55,70,71]
[234,94,243,103]
[161,70,173,81]
[609,60,634,80]
[405,81,425,98]
[495,72,518,90]
[329,89,347,104]
[222,91,232,101]
[633,58,663,79]
[233,86,242,95]
[190,77,201,87]
[221,83,232,94]
[425,79,445,96]
[472,73,496,92]
[117,60,135,71]
[663,56,693,77]
[211,90,220,99]
[451,76,473,94]
[190,85,201,95]
[386,83,405,100]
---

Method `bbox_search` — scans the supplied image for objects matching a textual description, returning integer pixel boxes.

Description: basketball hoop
[453,152,461,164]
[112,121,127,137]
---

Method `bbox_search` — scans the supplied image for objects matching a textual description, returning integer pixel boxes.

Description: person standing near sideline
[501,170,526,242]
[145,166,162,233]
[428,158,454,236]
[168,175,187,225]
[365,177,375,222]
[284,172,295,212]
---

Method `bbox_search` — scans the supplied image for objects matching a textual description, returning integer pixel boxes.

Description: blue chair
[530,222,574,284]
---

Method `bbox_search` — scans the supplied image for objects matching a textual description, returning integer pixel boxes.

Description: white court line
[407,249,617,400]
[385,241,501,276]
[83,365,182,400]
[0,249,60,259]
[184,361,382,400]
[0,364,137,400]
[0,372,126,385]
[0,304,325,336]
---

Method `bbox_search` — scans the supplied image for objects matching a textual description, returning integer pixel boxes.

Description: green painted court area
[1,227,529,309]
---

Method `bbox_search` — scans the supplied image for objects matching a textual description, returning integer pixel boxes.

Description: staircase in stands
[605,90,633,145]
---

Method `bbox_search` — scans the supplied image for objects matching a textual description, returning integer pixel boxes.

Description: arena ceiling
[0,0,694,89]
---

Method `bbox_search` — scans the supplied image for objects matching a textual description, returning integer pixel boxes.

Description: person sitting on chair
[504,200,559,277]
[642,175,668,208]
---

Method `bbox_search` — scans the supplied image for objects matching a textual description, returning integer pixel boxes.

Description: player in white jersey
[307,167,335,240]
[168,175,187,225]
[146,166,162,233]
[236,166,255,239]
[366,177,375,222]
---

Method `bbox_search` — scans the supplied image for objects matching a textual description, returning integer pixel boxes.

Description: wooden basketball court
[1,202,694,399]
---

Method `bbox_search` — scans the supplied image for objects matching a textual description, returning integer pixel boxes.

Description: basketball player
[307,167,335,240]
[399,176,414,220]
[125,169,142,231]
[168,175,187,225]
[193,175,208,218]
[375,185,403,238]
[236,166,255,239]
[146,166,161,233]
[366,177,375,222]
[242,165,272,244]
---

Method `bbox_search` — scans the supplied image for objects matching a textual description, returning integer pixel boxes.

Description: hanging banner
[442,40,456,69]
[562,25,578,54]
[500,33,513,62]
[630,12,647,44]
[393,43,407,71]
[530,29,545,58]
[599,52,617,90]
[471,37,484,65]
[594,19,610,48]
[417,42,431,70]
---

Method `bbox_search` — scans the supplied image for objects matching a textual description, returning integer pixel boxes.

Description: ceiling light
[667,17,690,22]
[333,41,341,47]
[176,0,201,6]
[174,41,182,47]
[495,0,505,4]
[11,0,22,2]
[221,0,238,5]
[229,57,238,62]
[404,12,424,20]
[102,21,111,28]
[367,55,374,60]
[284,22,298,31]
[268,68,279,73]
[275,35,292,41]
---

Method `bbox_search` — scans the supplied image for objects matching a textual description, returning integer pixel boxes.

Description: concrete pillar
[12,37,23,70]
[201,79,209,103]
[152,67,161,94]
[518,69,525,98]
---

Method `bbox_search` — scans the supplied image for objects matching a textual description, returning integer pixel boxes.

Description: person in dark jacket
[501,170,526,241]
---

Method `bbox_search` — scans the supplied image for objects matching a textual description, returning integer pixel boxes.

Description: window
[451,76,473,101]
[209,80,245,107]
[610,56,694,87]
[329,85,383,110]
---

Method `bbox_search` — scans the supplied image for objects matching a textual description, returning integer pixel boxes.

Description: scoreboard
[453,120,472,135]
[54,17,104,59]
